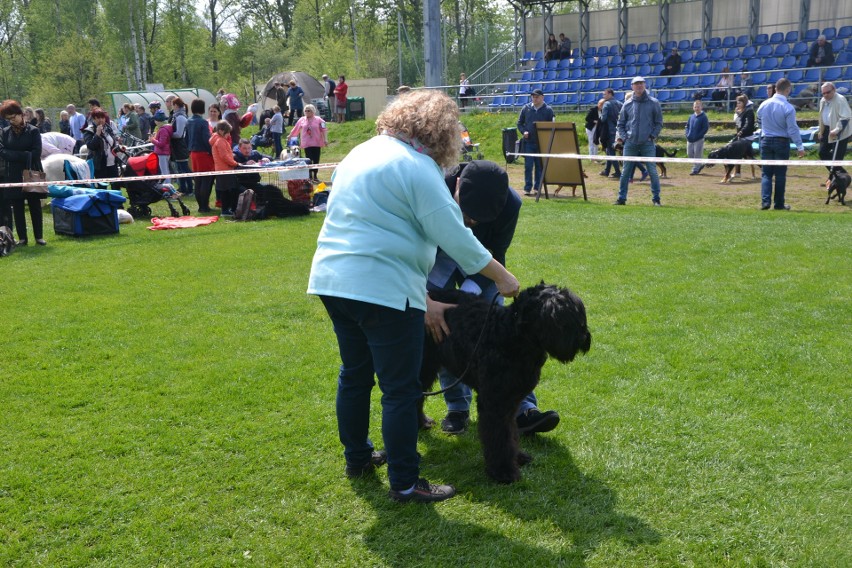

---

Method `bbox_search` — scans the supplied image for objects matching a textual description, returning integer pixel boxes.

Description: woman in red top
[334,75,348,124]
[209,120,239,216]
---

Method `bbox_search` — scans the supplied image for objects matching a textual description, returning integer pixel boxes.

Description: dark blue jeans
[174,160,194,195]
[523,142,543,191]
[320,296,424,490]
[760,137,790,208]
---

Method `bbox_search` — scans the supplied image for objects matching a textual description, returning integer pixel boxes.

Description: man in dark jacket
[516,89,555,195]
[598,88,622,178]
[615,77,664,205]
[807,35,834,67]
[425,160,560,436]
[660,47,682,76]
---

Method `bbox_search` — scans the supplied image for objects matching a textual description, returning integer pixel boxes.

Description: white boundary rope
[0,162,340,189]
[510,151,852,169]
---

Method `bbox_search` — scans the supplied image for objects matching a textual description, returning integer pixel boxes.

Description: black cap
[455,160,510,223]
[531,89,544,96]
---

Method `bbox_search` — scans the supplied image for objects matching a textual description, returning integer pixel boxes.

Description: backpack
[234,188,256,221]
[0,226,15,257]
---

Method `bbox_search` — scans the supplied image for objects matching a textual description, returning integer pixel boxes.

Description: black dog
[826,172,850,205]
[707,139,757,183]
[614,143,676,178]
[419,283,591,483]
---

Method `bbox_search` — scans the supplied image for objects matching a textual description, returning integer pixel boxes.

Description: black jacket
[0,124,42,200]
[735,105,756,139]
[82,122,119,175]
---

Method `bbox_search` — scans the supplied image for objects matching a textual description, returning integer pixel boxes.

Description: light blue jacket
[308,135,492,311]
[616,92,663,144]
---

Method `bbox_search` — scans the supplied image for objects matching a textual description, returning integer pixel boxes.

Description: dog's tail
[663,148,677,157]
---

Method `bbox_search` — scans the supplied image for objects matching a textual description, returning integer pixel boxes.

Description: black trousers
[304,146,322,180]
[818,126,849,176]
[12,194,44,240]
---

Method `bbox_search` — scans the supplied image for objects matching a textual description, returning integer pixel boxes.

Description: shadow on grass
[349,428,660,566]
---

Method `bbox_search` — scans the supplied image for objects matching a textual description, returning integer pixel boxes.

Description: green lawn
[1,191,849,566]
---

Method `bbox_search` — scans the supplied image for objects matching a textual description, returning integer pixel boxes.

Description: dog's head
[512,282,592,363]
[706,147,724,164]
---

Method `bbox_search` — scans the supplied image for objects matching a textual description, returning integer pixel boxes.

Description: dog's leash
[422,293,501,397]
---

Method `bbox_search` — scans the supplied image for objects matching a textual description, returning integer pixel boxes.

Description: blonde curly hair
[375,89,460,168]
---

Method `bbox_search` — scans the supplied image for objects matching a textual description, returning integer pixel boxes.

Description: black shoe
[775,204,791,210]
[388,478,456,503]
[16,239,27,246]
[516,409,560,434]
[653,200,661,207]
[36,239,47,246]
[613,199,626,205]
[608,173,620,179]
[760,204,771,210]
[441,411,470,435]
[344,450,388,478]
[599,170,609,176]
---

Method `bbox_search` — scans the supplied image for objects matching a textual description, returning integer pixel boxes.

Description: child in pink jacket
[149,110,173,184]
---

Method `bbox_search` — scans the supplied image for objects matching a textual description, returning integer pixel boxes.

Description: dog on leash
[614,143,676,178]
[706,139,757,183]
[419,282,591,483]
[826,172,850,205]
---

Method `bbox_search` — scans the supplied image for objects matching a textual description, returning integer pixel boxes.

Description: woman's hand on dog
[425,297,454,343]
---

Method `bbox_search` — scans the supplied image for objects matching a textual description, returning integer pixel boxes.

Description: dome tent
[259,72,326,112]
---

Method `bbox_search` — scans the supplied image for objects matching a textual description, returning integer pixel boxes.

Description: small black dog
[419,283,591,483]
[614,143,676,178]
[707,139,756,183]
[826,172,850,205]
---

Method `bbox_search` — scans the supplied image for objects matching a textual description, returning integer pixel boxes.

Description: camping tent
[106,89,218,115]
[259,72,326,111]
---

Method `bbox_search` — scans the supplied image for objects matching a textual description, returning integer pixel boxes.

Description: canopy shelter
[258,71,325,112]
[106,89,219,116]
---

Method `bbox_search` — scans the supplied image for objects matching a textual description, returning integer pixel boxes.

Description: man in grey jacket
[615,77,664,206]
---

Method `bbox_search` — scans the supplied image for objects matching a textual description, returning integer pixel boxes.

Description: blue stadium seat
[544,94,555,104]
[610,66,623,78]
[769,32,784,44]
[745,58,762,71]
[751,72,767,84]
[623,43,636,54]
[570,68,583,79]
[836,81,852,94]
[697,60,713,74]
[831,39,845,53]
[699,75,716,87]
[504,83,516,95]
[804,29,819,42]
[595,55,609,68]
[649,42,661,53]
[521,51,533,62]
[730,60,744,73]
[596,78,611,90]
[712,60,728,73]
[544,69,557,81]
[779,55,797,69]
[680,50,693,62]
[650,77,667,89]
[583,67,596,79]
[584,56,596,67]
[796,55,810,67]
[516,82,531,94]
[824,67,842,82]
[838,52,852,66]
[774,43,790,57]
[533,50,543,61]
[542,81,557,93]
[753,33,769,46]
[844,67,852,80]
[595,67,610,78]
[521,71,532,82]
[736,35,749,47]
[655,90,671,103]
[694,49,709,62]
[586,46,597,56]
[570,48,580,59]
[610,54,623,66]
[684,75,700,87]
[725,47,740,60]
[624,65,638,76]
[708,37,721,49]
[651,52,664,64]
[637,53,650,64]
[652,64,664,75]
[754,86,768,99]
[790,84,808,97]
[838,26,852,40]
[803,68,820,82]
[579,92,597,105]
[636,42,649,54]
[692,38,703,50]
[489,95,502,108]
[557,68,571,81]
[757,44,774,58]
[669,89,688,103]
[665,40,677,51]
[552,93,568,106]
[678,39,691,51]
[610,79,625,90]
[682,61,696,74]
[785,31,798,43]
[768,70,784,82]
[668,76,684,88]
[546,59,559,70]
[762,57,779,70]
[565,93,578,106]
[791,42,808,56]
[533,70,544,81]
[786,69,804,82]
[571,56,583,69]
[741,45,757,59]
[638,63,651,76]
[722,36,736,48]
[623,53,637,65]
[709,48,725,61]
[533,59,545,70]
[823,27,836,40]
[609,45,619,56]
[558,58,572,70]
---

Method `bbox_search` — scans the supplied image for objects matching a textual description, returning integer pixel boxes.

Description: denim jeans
[602,142,621,176]
[174,160,193,195]
[320,295,423,490]
[523,144,543,191]
[618,140,660,202]
[427,253,539,417]
[760,137,790,208]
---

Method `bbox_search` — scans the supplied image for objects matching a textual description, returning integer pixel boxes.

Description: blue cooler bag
[51,190,126,237]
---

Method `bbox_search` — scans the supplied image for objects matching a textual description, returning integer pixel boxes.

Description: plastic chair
[751,72,767,84]
[823,67,842,82]
[712,60,728,73]
[651,52,664,64]
[725,47,740,60]
[665,40,677,51]
[682,61,696,74]
[668,76,684,88]
[742,46,757,59]
[753,33,769,46]
[837,26,852,40]
[786,69,804,82]
[754,86,767,99]
[768,32,784,44]
[722,36,736,48]
[637,53,650,65]
[693,49,709,63]
[822,27,836,40]
[533,50,543,61]
[680,50,694,63]
[757,44,774,58]
[736,35,750,47]
[708,37,722,49]
[623,43,636,54]
[729,60,744,73]
[791,42,808,56]
[655,90,670,103]
[774,44,790,57]
[638,64,651,76]
[636,42,649,54]
[692,38,703,50]
[831,39,845,53]
[762,57,779,71]
[678,39,691,50]
[709,48,725,61]
[699,75,716,88]
[804,29,819,42]
[489,96,503,109]
[558,58,572,70]
[546,59,559,70]
[649,42,661,53]
[768,70,784,82]
[803,68,821,82]
[684,75,700,87]
[610,54,623,66]
[652,64,664,75]
[745,58,762,72]
[623,53,637,65]
[697,60,713,74]
[595,55,609,68]
[785,31,799,43]
[779,55,797,69]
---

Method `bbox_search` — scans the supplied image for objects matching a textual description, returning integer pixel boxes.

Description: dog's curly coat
[419,282,592,483]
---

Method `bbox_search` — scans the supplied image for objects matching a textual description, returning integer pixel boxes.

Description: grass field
[0,116,849,566]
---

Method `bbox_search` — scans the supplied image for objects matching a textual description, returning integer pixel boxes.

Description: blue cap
[152,110,168,122]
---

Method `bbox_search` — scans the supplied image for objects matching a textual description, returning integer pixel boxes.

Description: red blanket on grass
[147,216,219,230]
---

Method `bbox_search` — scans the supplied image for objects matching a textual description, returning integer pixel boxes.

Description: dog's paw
[487,466,522,484]
[517,450,534,466]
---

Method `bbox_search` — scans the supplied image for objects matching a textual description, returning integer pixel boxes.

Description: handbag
[22,154,47,194]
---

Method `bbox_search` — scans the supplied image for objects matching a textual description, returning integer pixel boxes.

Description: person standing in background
[755,78,805,210]
[322,74,337,120]
[334,76,348,124]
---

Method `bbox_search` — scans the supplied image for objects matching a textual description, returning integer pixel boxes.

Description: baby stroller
[117,131,153,157]
[460,122,483,162]
[115,151,191,218]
